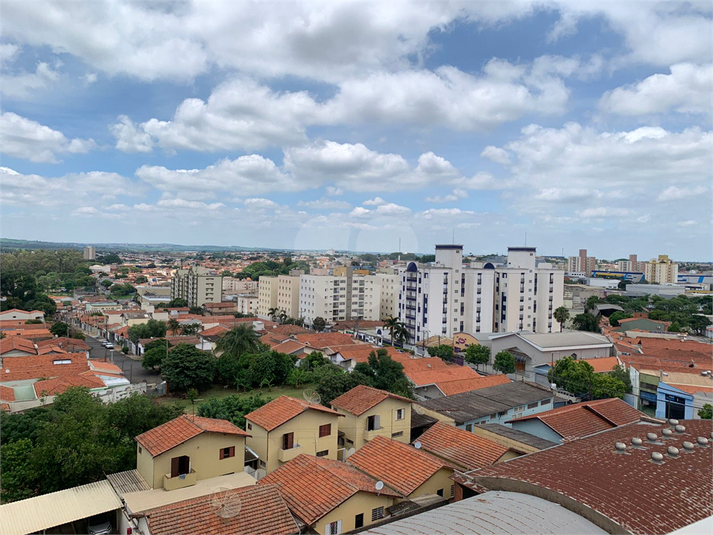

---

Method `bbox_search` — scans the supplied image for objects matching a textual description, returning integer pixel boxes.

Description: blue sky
[1,1,711,259]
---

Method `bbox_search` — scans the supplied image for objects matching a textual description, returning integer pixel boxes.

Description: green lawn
[157,383,317,414]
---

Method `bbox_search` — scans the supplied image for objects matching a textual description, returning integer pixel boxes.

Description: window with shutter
[282,432,294,450]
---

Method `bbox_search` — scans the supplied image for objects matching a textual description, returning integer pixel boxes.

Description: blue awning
[640,391,657,402]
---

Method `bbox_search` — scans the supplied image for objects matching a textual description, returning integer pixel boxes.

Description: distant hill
[0,238,283,253]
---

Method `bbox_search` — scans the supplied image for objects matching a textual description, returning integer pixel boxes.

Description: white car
[105,343,114,350]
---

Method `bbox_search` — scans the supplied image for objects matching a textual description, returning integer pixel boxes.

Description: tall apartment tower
[644,255,679,284]
[257,276,279,319]
[83,246,96,260]
[170,266,222,307]
[617,254,644,272]
[397,245,565,343]
[567,249,596,275]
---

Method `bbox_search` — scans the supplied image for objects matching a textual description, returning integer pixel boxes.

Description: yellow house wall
[136,444,154,488]
[498,450,521,462]
[407,467,455,500]
[315,492,396,535]
[141,433,246,489]
[248,409,342,474]
[245,420,269,471]
[413,405,455,426]
[337,398,412,451]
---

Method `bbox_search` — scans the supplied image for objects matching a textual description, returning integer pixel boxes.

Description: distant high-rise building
[644,255,679,284]
[170,266,222,307]
[616,254,644,272]
[567,249,596,275]
[83,246,96,260]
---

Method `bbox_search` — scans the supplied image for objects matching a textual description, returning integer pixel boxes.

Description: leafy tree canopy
[493,350,516,374]
[197,394,268,429]
[161,344,216,393]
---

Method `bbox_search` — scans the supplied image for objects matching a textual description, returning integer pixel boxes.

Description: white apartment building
[298,271,380,326]
[374,272,399,320]
[616,254,644,273]
[170,266,222,307]
[257,276,278,319]
[397,245,565,344]
[222,278,259,293]
[644,255,679,284]
[236,293,258,315]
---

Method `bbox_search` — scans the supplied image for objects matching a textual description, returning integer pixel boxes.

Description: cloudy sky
[1,1,711,259]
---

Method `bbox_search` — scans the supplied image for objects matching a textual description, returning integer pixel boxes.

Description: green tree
[354,349,414,399]
[312,316,326,332]
[585,296,603,313]
[317,370,373,406]
[128,319,167,342]
[142,346,168,371]
[573,312,601,333]
[180,323,200,335]
[166,298,188,308]
[49,322,69,337]
[216,324,260,359]
[465,344,490,369]
[197,394,268,429]
[608,311,631,327]
[553,306,570,331]
[161,344,216,393]
[134,275,148,284]
[0,439,38,502]
[268,307,279,321]
[547,356,594,395]
[698,403,713,419]
[287,367,311,388]
[167,318,181,335]
[427,344,454,362]
[688,315,712,336]
[668,321,681,332]
[591,374,628,399]
[610,364,632,393]
[104,393,183,442]
[382,316,409,346]
[99,253,122,264]
[493,351,516,374]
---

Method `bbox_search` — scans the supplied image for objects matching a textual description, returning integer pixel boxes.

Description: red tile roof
[136,415,250,457]
[508,398,647,441]
[462,420,713,535]
[416,421,509,470]
[199,325,230,338]
[273,340,307,355]
[33,374,106,396]
[580,356,621,373]
[331,345,404,364]
[331,385,412,416]
[145,484,297,535]
[36,337,90,352]
[1,353,90,382]
[245,396,342,432]
[294,332,360,349]
[437,374,512,396]
[260,454,401,525]
[0,385,16,402]
[265,325,311,338]
[347,435,454,496]
[0,336,37,355]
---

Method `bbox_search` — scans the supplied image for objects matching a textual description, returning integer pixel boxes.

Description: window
[395,408,405,420]
[451,484,455,497]
[527,402,538,410]
[282,432,294,450]
[541,398,551,405]
[355,513,364,529]
[465,424,473,432]
[391,431,403,438]
[367,414,381,431]
[219,446,236,460]
[170,455,190,478]
[138,446,142,454]
[328,520,342,535]
[372,507,385,521]
[259,460,266,468]
[319,423,332,437]
[247,422,252,431]
[437,488,444,497]
[316,450,329,457]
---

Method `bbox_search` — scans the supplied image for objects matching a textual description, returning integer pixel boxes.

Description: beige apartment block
[257,276,278,319]
[277,272,302,319]
[299,272,382,327]
[245,396,343,474]
[222,278,259,293]
[170,266,222,307]
[644,255,679,284]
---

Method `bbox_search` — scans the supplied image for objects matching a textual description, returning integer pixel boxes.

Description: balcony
[364,427,383,441]
[278,444,303,463]
[164,469,197,491]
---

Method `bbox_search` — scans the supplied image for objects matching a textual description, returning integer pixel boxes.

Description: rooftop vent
[631,437,644,448]
[698,437,710,447]
[614,442,627,453]
[667,446,679,458]
[682,441,695,452]
[668,419,679,426]
[650,452,665,464]
[646,432,658,442]
[675,424,686,434]
[661,428,674,438]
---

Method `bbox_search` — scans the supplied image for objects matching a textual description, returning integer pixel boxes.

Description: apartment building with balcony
[644,254,679,284]
[276,271,303,319]
[257,275,278,318]
[244,396,343,474]
[170,266,222,307]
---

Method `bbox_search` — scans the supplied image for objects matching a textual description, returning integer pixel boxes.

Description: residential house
[655,373,713,420]
[507,398,648,443]
[454,420,713,535]
[203,301,238,315]
[0,336,37,358]
[0,308,45,322]
[330,385,413,451]
[418,381,556,430]
[244,396,344,474]
[260,454,401,535]
[135,415,251,491]
[347,436,456,501]
[414,422,517,471]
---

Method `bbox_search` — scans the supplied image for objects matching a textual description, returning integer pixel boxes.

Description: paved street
[85,334,160,385]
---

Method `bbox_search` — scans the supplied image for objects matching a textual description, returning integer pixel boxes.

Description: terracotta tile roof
[331,345,404,364]
[265,324,311,337]
[437,374,512,396]
[0,336,37,355]
[199,325,230,338]
[260,454,400,525]
[145,484,297,535]
[36,337,90,352]
[619,353,712,375]
[245,396,342,432]
[508,398,646,441]
[16,329,53,341]
[331,385,412,416]
[405,362,510,396]
[671,384,713,395]
[0,321,49,330]
[273,340,307,355]
[0,385,16,401]
[580,356,621,373]
[260,332,292,348]
[33,374,106,396]
[88,361,124,374]
[347,435,453,496]
[634,337,712,362]
[462,420,713,535]
[415,421,509,470]
[136,415,250,457]
[1,353,90,382]
[294,332,360,349]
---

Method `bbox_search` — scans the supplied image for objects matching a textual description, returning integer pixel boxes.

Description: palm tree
[216,324,260,359]
[167,318,181,336]
[268,307,279,322]
[553,306,570,332]
[382,316,409,347]
[278,310,288,324]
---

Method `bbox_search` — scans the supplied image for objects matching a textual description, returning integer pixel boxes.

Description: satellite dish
[414,441,422,449]
[303,389,321,405]
[345,447,356,459]
[412,405,425,415]
[210,487,242,519]
[375,481,384,492]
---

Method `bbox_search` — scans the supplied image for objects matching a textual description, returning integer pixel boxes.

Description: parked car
[105,343,114,350]
[87,513,113,535]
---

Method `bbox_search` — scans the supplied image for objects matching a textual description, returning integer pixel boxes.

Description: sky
[1,1,711,260]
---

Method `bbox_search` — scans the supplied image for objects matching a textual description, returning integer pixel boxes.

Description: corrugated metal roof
[363,491,608,535]
[0,479,122,535]
[106,469,150,496]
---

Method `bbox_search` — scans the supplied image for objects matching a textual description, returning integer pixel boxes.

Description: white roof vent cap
[650,452,664,463]
[614,442,627,452]
[675,424,686,434]
[661,428,674,438]
[682,441,695,452]
[668,418,679,426]
[667,446,679,457]
[631,437,643,447]
[646,432,658,442]
[697,437,710,447]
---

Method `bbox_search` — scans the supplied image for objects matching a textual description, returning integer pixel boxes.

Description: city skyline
[1,1,711,258]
